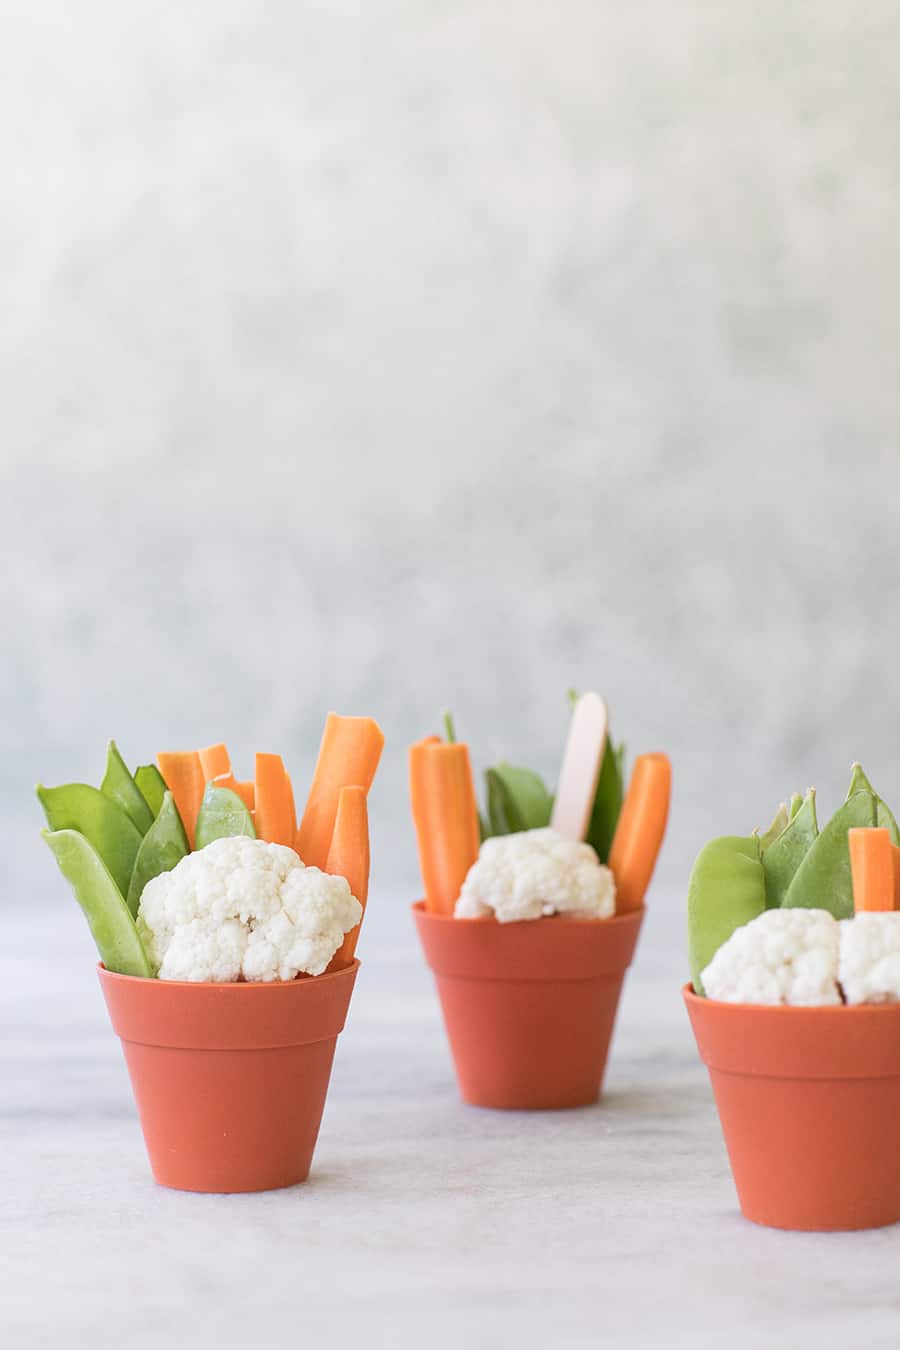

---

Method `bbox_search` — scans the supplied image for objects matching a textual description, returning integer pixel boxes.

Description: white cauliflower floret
[454,827,615,924]
[137,835,361,982]
[701,908,841,1006]
[839,913,900,1005]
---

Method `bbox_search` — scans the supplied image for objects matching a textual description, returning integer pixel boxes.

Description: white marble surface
[5,894,899,1349]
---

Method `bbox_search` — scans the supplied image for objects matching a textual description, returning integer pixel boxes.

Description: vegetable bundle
[688,762,900,995]
[410,695,671,919]
[38,717,384,979]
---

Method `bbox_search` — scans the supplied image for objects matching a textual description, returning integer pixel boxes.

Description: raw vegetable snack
[38,717,384,982]
[410,693,672,923]
[688,762,900,1004]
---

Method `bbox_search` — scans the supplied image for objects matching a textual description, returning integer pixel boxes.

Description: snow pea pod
[100,740,153,835]
[781,790,876,919]
[42,828,153,977]
[688,834,766,996]
[485,764,553,836]
[762,788,818,909]
[126,790,189,916]
[36,783,142,898]
[134,764,167,818]
[848,763,900,843]
[584,737,625,863]
[759,802,789,854]
[194,783,256,850]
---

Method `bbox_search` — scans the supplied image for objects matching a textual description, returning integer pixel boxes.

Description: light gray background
[4,2,900,1345]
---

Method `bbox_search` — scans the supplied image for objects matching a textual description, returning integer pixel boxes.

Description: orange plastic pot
[684,985,900,1231]
[98,961,358,1193]
[414,902,643,1110]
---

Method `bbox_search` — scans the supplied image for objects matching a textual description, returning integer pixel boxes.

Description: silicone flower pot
[414,903,643,1110]
[98,961,358,1193]
[684,986,900,1231]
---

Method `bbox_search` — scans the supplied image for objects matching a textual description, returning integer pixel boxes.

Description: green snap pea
[36,783,142,898]
[688,834,766,996]
[788,792,804,821]
[134,763,167,819]
[194,783,256,850]
[42,828,153,977]
[583,737,625,863]
[485,764,553,835]
[781,789,876,918]
[759,802,789,854]
[848,762,900,843]
[762,788,818,909]
[100,740,154,835]
[126,790,189,916]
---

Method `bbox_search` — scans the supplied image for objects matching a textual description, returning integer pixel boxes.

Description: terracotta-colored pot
[684,985,900,1231]
[414,902,643,1110]
[98,961,358,1193]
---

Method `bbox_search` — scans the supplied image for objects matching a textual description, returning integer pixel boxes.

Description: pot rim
[682,982,900,1018]
[98,958,359,992]
[412,899,644,929]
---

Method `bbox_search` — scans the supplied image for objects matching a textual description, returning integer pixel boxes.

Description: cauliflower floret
[137,835,362,982]
[455,827,615,924]
[839,913,900,1005]
[701,908,841,1006]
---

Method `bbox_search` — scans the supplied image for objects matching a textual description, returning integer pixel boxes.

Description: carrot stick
[211,773,255,812]
[326,786,370,969]
[849,828,895,912]
[409,739,480,915]
[608,752,672,914]
[199,743,231,784]
[254,753,297,846]
[156,750,205,848]
[296,715,385,869]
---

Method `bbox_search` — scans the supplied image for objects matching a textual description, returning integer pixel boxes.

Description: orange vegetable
[608,752,672,914]
[849,828,895,913]
[156,750,205,848]
[211,773,255,812]
[254,753,296,847]
[199,742,231,785]
[326,785,370,969]
[296,715,385,869]
[409,738,480,915]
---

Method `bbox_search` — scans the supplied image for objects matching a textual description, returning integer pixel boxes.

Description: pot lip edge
[411,899,644,929]
[97,958,360,991]
[682,982,900,1017]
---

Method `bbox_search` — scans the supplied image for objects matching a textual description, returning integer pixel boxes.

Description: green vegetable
[688,835,766,995]
[442,710,457,744]
[134,764,168,818]
[762,789,818,909]
[759,802,789,853]
[126,790,189,916]
[485,764,553,835]
[100,740,154,835]
[847,762,900,843]
[36,783,142,898]
[583,738,625,863]
[781,789,876,918]
[194,783,256,850]
[42,829,153,977]
[788,792,804,821]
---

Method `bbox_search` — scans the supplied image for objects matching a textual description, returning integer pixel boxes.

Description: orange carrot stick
[296,715,385,869]
[409,739,480,915]
[608,752,672,914]
[254,753,297,846]
[849,828,895,912]
[199,742,231,784]
[211,772,255,812]
[326,786,370,969]
[157,750,205,848]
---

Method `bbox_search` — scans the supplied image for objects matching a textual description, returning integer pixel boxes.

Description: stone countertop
[4,896,898,1349]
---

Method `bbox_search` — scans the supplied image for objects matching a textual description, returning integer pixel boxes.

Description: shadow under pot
[684,986,900,1231]
[413,902,643,1110]
[99,960,358,1193]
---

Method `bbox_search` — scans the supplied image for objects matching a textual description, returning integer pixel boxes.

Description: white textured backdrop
[5,0,900,907]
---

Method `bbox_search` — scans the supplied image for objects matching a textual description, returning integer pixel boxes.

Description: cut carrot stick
[211,772,255,812]
[608,752,672,914]
[409,738,481,915]
[326,786,370,969]
[156,750,205,849]
[254,753,297,847]
[296,715,385,869]
[849,828,895,912]
[199,742,231,784]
